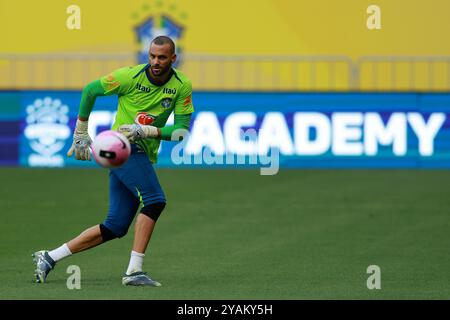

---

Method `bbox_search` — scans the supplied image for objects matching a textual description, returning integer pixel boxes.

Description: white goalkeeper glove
[118,124,160,142]
[67,119,92,161]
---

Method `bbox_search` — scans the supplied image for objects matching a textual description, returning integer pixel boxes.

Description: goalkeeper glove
[118,124,160,142]
[67,119,92,161]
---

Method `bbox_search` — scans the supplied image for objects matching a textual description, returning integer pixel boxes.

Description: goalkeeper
[32,36,193,287]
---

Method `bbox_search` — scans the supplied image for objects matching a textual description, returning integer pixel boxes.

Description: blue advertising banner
[0,91,449,168]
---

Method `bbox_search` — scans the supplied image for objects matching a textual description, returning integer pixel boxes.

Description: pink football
[92,130,131,168]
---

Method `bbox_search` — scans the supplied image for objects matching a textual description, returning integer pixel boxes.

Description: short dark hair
[151,36,176,54]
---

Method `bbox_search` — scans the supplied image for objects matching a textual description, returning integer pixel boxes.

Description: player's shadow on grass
[32,277,118,286]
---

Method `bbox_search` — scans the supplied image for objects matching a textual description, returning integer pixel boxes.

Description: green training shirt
[81,64,194,163]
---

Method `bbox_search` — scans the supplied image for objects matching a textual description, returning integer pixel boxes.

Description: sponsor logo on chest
[163,87,177,95]
[136,83,150,93]
[135,112,156,125]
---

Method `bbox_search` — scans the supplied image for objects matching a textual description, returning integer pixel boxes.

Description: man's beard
[150,64,172,77]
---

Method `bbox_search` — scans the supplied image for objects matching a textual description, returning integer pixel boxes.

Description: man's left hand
[118,124,160,142]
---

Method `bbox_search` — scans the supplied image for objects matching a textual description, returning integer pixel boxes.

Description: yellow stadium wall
[1,0,449,90]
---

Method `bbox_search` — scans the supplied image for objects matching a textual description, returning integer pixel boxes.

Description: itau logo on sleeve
[23,97,71,167]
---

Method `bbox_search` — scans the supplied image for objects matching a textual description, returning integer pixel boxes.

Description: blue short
[102,144,166,237]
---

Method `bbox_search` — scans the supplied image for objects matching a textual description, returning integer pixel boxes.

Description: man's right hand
[67,119,92,161]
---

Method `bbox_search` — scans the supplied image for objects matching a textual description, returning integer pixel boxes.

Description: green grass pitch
[0,167,449,299]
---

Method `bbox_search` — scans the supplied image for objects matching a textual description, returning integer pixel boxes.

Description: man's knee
[99,223,128,241]
[141,202,166,222]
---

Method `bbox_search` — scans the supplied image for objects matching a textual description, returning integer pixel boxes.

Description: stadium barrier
[1,54,450,91]
[357,56,450,91]
[0,91,449,168]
